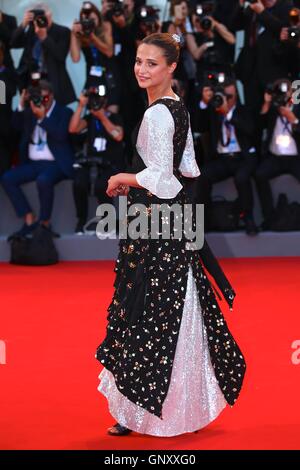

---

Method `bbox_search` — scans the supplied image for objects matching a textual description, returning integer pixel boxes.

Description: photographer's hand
[216,97,229,116]
[202,86,214,105]
[19,89,28,111]
[279,106,297,123]
[79,92,88,108]
[72,21,83,36]
[22,10,34,29]
[280,27,289,42]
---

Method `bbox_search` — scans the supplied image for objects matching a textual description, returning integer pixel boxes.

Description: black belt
[218,152,242,158]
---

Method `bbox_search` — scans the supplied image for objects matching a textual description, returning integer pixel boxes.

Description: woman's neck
[147,84,177,105]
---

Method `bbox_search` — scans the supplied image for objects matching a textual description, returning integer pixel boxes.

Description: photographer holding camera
[70,1,121,103]
[11,2,75,105]
[276,7,300,81]
[1,80,74,238]
[0,9,17,71]
[186,3,235,87]
[232,0,293,112]
[69,86,125,234]
[196,77,258,235]
[255,79,300,229]
[0,41,17,176]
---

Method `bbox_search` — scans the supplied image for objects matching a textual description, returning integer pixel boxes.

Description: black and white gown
[96,95,246,437]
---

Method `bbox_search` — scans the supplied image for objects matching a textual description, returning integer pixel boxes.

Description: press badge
[90,65,104,77]
[114,43,122,55]
[94,137,107,152]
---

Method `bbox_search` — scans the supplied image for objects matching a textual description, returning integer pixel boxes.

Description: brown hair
[141,33,181,65]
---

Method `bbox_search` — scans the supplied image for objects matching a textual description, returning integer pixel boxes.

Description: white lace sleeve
[179,118,201,178]
[135,104,183,199]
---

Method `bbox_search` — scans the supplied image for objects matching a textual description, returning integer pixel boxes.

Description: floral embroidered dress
[96,95,246,437]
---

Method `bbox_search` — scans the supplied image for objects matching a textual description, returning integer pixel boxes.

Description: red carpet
[0,258,300,450]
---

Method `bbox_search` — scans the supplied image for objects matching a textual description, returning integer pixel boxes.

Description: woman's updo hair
[141,33,181,65]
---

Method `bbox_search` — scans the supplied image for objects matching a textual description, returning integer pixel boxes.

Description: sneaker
[75,220,85,235]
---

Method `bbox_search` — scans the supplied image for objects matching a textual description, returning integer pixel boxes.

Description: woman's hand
[106,174,130,197]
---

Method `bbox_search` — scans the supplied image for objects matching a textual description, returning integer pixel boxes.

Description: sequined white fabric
[135,97,200,199]
[98,264,227,437]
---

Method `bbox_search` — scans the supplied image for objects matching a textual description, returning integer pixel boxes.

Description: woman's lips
[138,76,149,81]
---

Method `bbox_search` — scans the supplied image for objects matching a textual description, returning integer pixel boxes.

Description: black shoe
[260,220,272,231]
[244,217,258,236]
[40,224,60,238]
[107,423,132,436]
[7,222,38,242]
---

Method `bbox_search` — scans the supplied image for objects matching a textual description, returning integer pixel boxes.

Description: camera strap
[279,115,293,137]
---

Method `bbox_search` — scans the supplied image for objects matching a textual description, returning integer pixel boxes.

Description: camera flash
[98,85,106,96]
[218,73,225,84]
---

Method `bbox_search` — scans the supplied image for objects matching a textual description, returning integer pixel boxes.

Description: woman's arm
[70,22,82,62]
[90,20,113,58]
[213,21,236,45]
[185,33,210,61]
[69,93,88,133]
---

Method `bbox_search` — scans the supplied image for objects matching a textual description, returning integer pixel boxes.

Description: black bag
[10,225,59,265]
[271,193,300,231]
[207,197,240,232]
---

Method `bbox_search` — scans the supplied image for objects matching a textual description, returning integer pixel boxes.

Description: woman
[96,33,246,437]
[70,2,120,103]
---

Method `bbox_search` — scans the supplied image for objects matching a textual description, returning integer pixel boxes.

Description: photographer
[10,2,76,105]
[0,9,17,71]
[105,1,145,161]
[255,79,300,229]
[276,7,300,81]
[231,0,293,111]
[70,1,121,104]
[196,77,258,235]
[69,88,125,234]
[1,80,74,238]
[186,4,235,86]
[0,41,17,176]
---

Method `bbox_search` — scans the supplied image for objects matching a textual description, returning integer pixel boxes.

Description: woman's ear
[168,62,177,75]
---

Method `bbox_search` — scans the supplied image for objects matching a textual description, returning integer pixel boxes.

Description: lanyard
[279,115,292,136]
[220,118,232,148]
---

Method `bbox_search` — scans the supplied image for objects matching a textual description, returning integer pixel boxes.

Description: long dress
[96,95,246,437]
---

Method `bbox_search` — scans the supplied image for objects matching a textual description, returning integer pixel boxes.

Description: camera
[203,72,228,108]
[80,17,96,36]
[195,2,215,30]
[287,8,300,43]
[30,9,48,28]
[84,84,107,111]
[105,0,125,22]
[26,72,50,108]
[79,2,96,36]
[267,81,290,108]
[137,5,160,30]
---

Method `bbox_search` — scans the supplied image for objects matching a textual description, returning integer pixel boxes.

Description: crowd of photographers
[1,0,300,238]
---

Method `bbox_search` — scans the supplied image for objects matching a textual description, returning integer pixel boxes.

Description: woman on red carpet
[96,32,246,437]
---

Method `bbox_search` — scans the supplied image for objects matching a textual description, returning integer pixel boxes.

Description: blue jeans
[1,161,66,221]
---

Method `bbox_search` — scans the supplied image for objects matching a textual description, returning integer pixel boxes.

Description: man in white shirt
[1,80,74,238]
[196,77,258,235]
[256,79,300,229]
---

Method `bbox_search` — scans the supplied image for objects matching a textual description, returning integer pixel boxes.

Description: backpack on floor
[9,225,59,266]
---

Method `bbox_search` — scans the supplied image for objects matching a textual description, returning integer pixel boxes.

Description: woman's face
[134,44,176,89]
